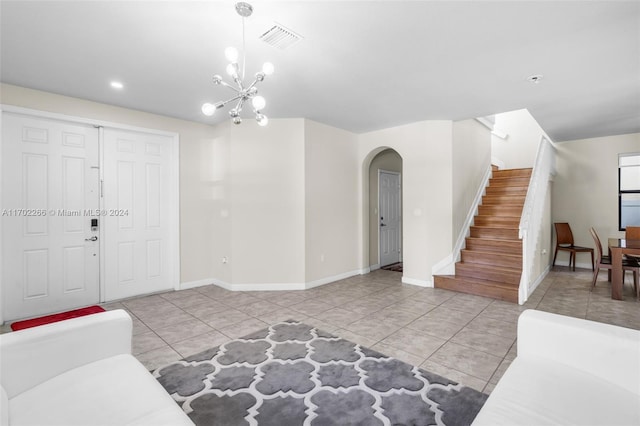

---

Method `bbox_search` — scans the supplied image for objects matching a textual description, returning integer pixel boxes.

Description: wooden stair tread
[489,182,530,188]
[492,168,532,177]
[466,236,522,244]
[470,226,521,240]
[456,262,522,274]
[464,238,523,254]
[461,249,522,259]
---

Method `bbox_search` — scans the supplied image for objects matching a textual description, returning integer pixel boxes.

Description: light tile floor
[7,266,640,394]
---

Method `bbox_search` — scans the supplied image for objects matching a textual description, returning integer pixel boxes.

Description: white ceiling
[1,1,639,142]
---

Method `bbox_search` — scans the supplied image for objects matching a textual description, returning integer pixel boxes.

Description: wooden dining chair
[552,222,594,271]
[626,226,640,240]
[626,226,640,262]
[590,227,639,296]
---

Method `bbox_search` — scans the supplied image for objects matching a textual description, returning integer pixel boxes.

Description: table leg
[611,247,623,300]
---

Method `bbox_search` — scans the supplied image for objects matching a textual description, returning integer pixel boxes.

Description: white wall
[452,119,491,243]
[553,132,640,267]
[304,120,360,283]
[535,182,553,282]
[368,149,402,267]
[359,121,454,286]
[492,109,549,169]
[228,120,307,287]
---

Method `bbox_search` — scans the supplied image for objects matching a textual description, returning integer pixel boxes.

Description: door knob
[85,236,98,242]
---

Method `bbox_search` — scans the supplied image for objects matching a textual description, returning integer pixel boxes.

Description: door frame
[378,169,402,266]
[0,105,180,323]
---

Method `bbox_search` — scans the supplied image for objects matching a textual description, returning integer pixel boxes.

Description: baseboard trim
[180,269,368,293]
[527,265,551,299]
[401,276,432,288]
[179,278,216,290]
[305,269,364,289]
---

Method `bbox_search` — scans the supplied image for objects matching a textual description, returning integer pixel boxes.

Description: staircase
[434,168,533,303]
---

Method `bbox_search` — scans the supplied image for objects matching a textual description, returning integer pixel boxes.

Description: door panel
[103,128,174,301]
[2,113,100,320]
[379,171,401,266]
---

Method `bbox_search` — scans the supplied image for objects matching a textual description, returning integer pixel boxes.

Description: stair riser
[489,177,531,187]
[455,263,521,285]
[492,169,532,178]
[434,276,518,303]
[470,227,520,240]
[474,216,520,227]
[485,186,528,195]
[482,195,526,205]
[461,251,522,268]
[478,205,523,217]
[465,238,522,254]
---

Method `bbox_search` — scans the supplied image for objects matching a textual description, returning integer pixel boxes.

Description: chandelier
[201,2,274,126]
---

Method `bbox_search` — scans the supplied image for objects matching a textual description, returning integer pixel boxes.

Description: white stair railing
[518,136,556,304]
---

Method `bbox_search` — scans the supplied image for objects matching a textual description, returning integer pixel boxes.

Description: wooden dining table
[608,238,640,300]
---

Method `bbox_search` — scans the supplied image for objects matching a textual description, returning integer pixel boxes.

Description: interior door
[1,113,100,320]
[102,128,175,301]
[379,170,401,266]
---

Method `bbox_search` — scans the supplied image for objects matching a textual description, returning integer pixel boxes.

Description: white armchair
[472,309,640,425]
[0,309,193,426]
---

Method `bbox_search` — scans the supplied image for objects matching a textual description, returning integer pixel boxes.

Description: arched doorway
[367,148,403,270]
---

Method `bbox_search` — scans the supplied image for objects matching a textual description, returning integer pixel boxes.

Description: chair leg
[552,248,558,267]
[571,252,576,271]
[590,251,594,271]
[591,265,599,290]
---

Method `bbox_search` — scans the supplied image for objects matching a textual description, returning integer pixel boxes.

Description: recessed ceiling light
[110,81,124,90]
[526,74,544,84]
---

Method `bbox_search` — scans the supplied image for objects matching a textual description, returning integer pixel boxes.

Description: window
[619,153,640,230]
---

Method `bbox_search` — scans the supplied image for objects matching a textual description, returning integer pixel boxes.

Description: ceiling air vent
[260,23,302,50]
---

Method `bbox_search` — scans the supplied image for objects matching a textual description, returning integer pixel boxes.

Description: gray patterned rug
[153,320,487,426]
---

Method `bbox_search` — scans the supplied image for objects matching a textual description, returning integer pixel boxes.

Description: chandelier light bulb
[257,114,268,127]
[227,63,240,77]
[252,95,266,110]
[212,75,222,84]
[224,47,239,63]
[201,103,216,116]
[233,116,242,125]
[262,62,274,75]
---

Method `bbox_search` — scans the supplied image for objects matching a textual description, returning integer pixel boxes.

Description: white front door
[102,128,176,301]
[1,113,100,320]
[379,170,401,266]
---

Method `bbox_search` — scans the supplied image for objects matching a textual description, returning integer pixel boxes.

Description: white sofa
[0,309,194,426]
[472,309,640,426]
